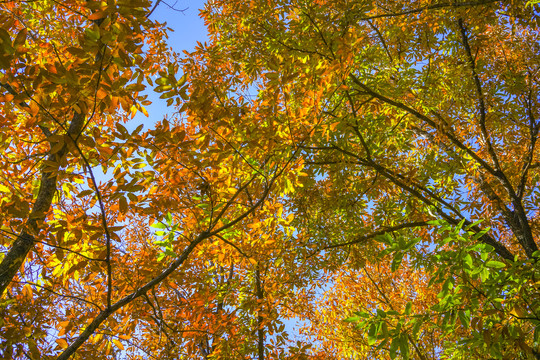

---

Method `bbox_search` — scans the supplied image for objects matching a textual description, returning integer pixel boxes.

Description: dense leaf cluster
[0,0,539,359]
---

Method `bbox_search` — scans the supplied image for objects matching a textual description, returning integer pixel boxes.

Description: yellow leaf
[141,106,149,117]
[112,339,124,350]
[94,333,103,343]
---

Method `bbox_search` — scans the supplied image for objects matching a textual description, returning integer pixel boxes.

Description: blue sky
[132,0,209,128]
[150,0,208,49]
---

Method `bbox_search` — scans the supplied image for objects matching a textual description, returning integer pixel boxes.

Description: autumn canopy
[0,0,539,359]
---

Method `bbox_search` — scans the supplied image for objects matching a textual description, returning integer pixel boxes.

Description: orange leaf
[97,88,108,100]
[88,11,106,20]
[56,338,68,349]
[112,339,124,350]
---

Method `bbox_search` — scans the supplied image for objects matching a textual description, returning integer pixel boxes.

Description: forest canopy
[0,0,539,359]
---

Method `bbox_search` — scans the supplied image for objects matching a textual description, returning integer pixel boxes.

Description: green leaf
[458,310,469,328]
[367,323,378,345]
[0,28,13,55]
[456,218,466,231]
[411,319,423,337]
[471,227,490,241]
[13,28,27,48]
[151,222,168,229]
[463,253,473,268]
[391,252,403,272]
[155,77,170,85]
[404,302,412,315]
[399,333,410,359]
[389,337,399,359]
[485,261,505,269]
[85,28,100,41]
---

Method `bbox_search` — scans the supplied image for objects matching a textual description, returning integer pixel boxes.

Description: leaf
[177,74,187,87]
[463,253,473,268]
[389,337,399,359]
[404,302,412,315]
[0,28,12,54]
[28,340,41,358]
[367,323,378,345]
[55,247,64,261]
[391,252,403,272]
[140,106,149,117]
[13,28,27,47]
[56,338,68,349]
[119,196,128,213]
[85,28,100,41]
[458,310,469,328]
[399,333,409,359]
[112,339,124,350]
[77,189,94,198]
[485,261,506,269]
[151,222,167,229]
[88,11,106,20]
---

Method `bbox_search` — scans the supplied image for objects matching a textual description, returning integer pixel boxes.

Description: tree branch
[0,111,85,297]
[318,221,429,251]
[356,0,501,21]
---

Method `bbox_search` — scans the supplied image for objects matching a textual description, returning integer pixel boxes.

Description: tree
[1,0,539,359]
[0,1,301,358]
[196,0,540,358]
